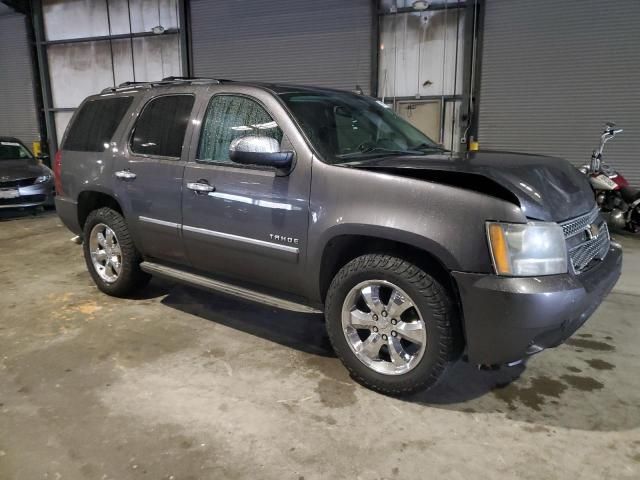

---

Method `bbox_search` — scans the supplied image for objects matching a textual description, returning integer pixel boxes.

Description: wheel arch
[315,226,460,304]
[77,189,123,230]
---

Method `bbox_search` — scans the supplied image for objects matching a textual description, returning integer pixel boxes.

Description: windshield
[279,91,442,164]
[0,141,33,161]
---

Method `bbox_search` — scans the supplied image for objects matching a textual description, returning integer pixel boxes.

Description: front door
[114,91,196,265]
[181,90,311,296]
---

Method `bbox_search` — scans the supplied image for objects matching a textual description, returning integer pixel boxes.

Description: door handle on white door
[186,181,215,194]
[114,169,137,180]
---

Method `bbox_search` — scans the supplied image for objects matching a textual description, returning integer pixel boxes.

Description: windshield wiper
[411,142,447,152]
[411,142,446,152]
[336,146,423,159]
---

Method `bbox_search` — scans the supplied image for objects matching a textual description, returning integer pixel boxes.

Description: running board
[140,261,321,314]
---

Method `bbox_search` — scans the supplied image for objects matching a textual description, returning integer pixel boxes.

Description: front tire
[82,207,149,297]
[325,254,457,395]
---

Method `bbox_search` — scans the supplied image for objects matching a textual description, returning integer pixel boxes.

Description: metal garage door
[189,0,374,93]
[478,0,640,186]
[0,12,40,146]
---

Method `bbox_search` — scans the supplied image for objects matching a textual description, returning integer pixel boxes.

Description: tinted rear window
[64,96,133,152]
[130,95,195,158]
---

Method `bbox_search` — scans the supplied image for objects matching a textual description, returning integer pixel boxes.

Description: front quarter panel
[305,159,525,300]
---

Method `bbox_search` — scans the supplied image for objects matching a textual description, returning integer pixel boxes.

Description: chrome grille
[560,206,610,273]
[561,207,600,238]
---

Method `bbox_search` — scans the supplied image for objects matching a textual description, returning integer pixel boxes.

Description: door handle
[186,180,215,194]
[114,169,137,180]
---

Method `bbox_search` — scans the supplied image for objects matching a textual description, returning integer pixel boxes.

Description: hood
[0,159,48,181]
[348,150,595,222]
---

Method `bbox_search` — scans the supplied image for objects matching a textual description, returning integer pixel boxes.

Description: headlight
[486,221,567,276]
[35,174,52,184]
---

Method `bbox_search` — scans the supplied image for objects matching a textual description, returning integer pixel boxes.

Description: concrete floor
[1,211,639,480]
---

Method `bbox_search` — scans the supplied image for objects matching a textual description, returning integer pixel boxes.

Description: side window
[130,95,195,158]
[198,95,283,164]
[0,141,33,160]
[64,96,133,152]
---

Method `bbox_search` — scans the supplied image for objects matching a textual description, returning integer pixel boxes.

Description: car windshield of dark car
[0,142,32,161]
[278,91,442,164]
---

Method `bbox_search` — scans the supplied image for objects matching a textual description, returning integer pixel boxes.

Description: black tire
[325,254,457,396]
[82,207,150,297]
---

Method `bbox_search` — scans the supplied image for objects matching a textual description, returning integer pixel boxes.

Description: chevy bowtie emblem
[586,222,601,241]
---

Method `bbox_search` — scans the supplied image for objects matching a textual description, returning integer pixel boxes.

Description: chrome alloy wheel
[89,223,122,283]
[341,280,427,375]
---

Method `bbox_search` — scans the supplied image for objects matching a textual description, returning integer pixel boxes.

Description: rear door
[114,89,197,265]
[181,87,312,296]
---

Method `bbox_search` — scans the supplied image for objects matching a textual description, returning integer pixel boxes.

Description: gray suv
[55,78,622,395]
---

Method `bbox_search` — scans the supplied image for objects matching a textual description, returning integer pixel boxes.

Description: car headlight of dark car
[35,174,52,184]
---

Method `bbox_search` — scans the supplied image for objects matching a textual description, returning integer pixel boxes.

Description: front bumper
[453,244,622,365]
[0,181,55,209]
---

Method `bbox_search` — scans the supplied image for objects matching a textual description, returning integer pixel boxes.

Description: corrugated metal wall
[0,13,40,146]
[189,0,374,93]
[478,0,640,187]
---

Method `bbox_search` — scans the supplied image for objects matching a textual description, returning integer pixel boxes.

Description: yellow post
[32,141,42,158]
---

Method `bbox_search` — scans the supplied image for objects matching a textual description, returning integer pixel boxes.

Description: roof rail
[161,76,221,82]
[100,77,225,94]
[100,82,149,94]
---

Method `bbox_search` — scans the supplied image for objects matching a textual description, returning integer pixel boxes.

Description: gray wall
[189,0,374,93]
[478,0,640,187]
[0,12,40,147]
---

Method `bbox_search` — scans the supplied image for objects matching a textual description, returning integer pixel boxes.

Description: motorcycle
[579,123,640,233]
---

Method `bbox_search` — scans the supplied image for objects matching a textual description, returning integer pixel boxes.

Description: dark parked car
[55,78,622,395]
[0,137,54,210]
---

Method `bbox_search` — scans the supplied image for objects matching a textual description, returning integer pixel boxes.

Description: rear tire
[325,254,457,396]
[82,207,150,297]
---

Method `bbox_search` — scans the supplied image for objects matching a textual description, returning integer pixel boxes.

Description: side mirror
[229,136,293,170]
